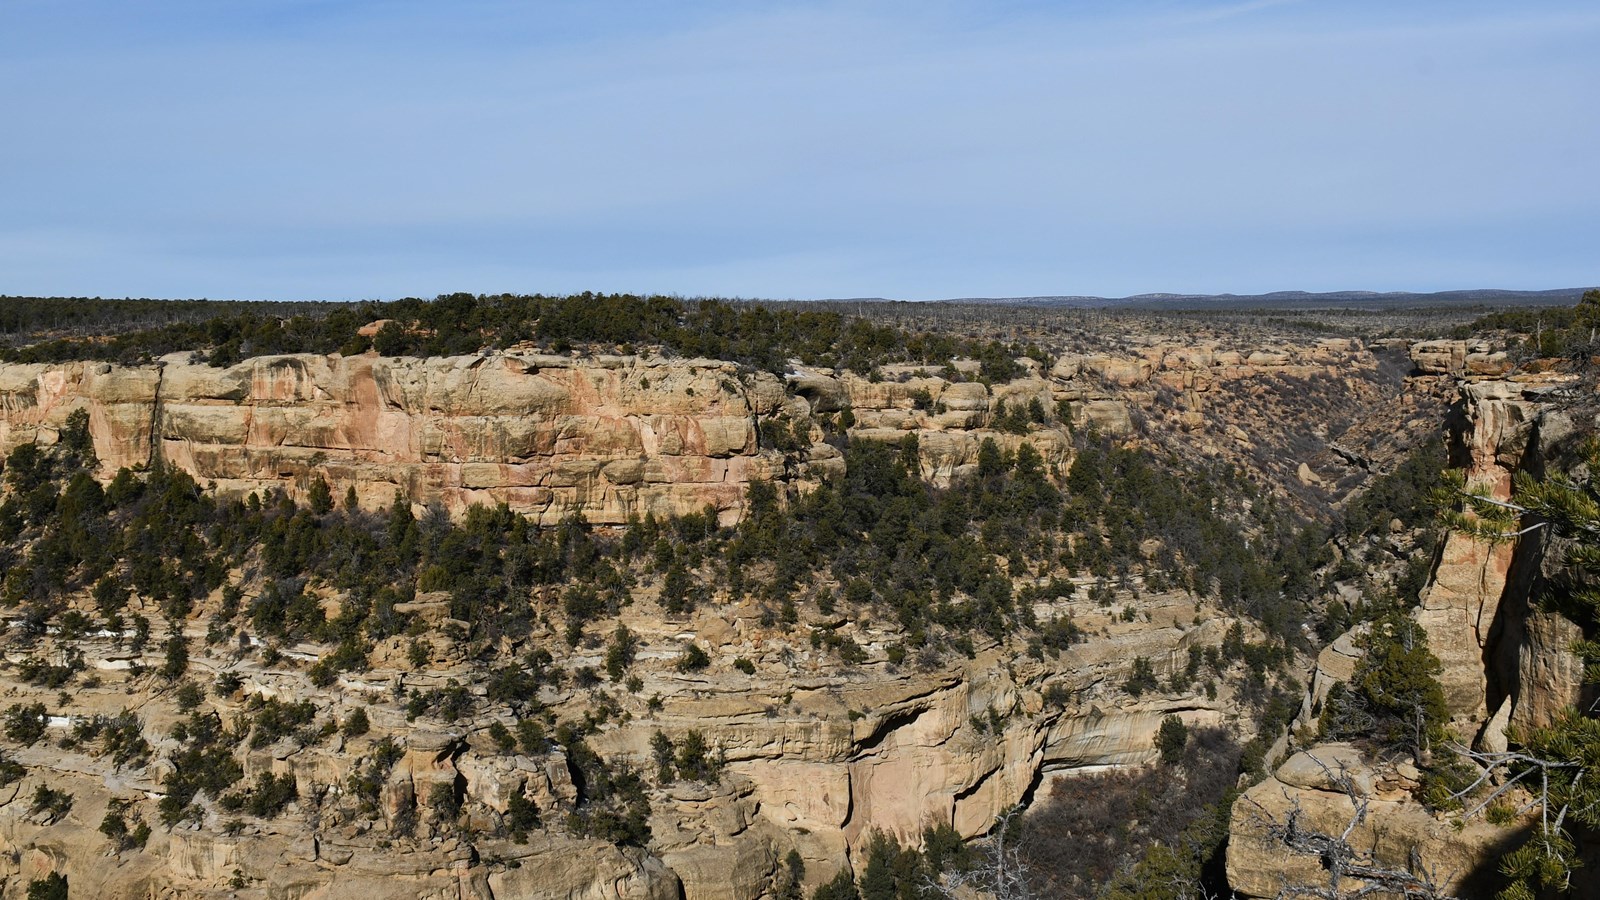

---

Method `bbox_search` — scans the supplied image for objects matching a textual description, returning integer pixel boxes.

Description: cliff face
[0,337,1392,526]
[0,564,1255,899]
[606,591,1247,897]
[1,353,797,526]
[1405,372,1592,745]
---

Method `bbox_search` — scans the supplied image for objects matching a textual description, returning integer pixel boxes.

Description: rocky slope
[1226,352,1592,899]
[0,545,1262,898]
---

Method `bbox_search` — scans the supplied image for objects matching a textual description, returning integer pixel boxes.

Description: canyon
[1227,367,1587,899]
[0,330,1577,899]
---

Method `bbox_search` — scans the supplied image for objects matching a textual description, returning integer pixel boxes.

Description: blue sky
[2,1,1596,301]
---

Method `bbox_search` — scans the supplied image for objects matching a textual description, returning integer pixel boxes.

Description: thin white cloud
[1163,0,1304,27]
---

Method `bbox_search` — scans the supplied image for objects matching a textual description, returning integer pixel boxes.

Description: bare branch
[1447,743,1580,834]
[923,806,1037,900]
[1246,756,1462,900]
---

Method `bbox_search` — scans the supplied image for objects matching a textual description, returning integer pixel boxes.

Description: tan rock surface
[0,354,812,526]
[0,568,1258,900]
[1409,339,1511,377]
[0,354,1092,525]
[0,335,1396,531]
[0,336,1446,900]
[1416,379,1552,730]
[1510,608,1588,734]
[1228,745,1518,900]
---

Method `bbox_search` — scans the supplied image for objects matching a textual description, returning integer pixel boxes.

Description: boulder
[1228,745,1519,900]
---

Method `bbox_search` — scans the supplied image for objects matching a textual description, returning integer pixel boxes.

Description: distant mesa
[928,287,1595,309]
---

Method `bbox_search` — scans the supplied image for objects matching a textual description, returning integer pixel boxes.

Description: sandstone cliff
[0,336,1409,529]
[1,353,800,526]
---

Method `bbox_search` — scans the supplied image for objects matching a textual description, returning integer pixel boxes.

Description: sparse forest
[0,294,1039,381]
[2,290,1589,899]
[0,358,1337,897]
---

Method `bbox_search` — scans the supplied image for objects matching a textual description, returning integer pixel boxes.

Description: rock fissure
[146,359,166,468]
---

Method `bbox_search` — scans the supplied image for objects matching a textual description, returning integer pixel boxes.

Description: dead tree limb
[1243,759,1461,900]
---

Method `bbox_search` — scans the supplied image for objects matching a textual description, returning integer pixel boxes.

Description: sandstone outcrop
[0,799,680,900]
[0,354,1090,527]
[580,590,1249,894]
[1289,626,1364,734]
[1409,339,1512,377]
[1228,746,1516,899]
[2,353,785,524]
[0,335,1438,899]
[1417,379,1579,735]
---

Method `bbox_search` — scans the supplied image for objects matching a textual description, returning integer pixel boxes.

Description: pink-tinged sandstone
[0,353,798,526]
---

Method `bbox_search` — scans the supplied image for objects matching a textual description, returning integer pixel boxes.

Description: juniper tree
[1156,715,1188,765]
[1348,613,1448,757]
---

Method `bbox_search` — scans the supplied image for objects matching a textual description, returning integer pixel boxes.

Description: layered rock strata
[0,353,796,525]
[0,581,1255,898]
[0,338,1423,899]
[0,337,1393,527]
